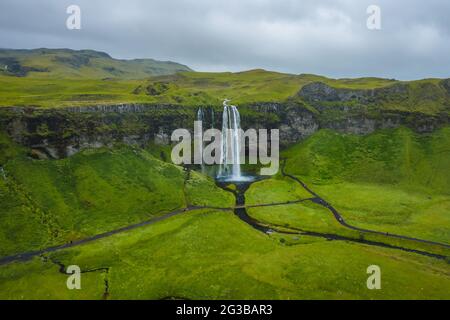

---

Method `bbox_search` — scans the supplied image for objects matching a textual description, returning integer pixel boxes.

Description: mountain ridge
[0,48,192,79]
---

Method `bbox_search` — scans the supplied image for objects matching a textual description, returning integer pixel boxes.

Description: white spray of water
[218,99,242,180]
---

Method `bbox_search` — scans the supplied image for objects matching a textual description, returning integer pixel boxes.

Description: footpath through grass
[0,209,449,299]
[278,126,450,244]
[0,139,233,258]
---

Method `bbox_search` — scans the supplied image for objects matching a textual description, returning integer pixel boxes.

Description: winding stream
[0,169,448,267]
[217,178,271,233]
[216,175,449,261]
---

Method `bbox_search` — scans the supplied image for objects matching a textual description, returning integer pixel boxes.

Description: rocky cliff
[296,81,449,134]
[1,81,448,159]
[0,104,195,159]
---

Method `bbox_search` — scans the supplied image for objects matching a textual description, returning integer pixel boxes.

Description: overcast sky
[0,0,449,79]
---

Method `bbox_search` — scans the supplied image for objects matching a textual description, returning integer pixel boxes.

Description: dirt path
[216,178,448,260]
[280,158,450,249]
[1,165,449,266]
[0,206,228,266]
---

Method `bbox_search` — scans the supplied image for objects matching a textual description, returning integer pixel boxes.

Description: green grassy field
[245,127,450,246]
[245,178,450,257]
[0,69,307,107]
[1,57,448,114]
[283,126,450,193]
[0,48,191,79]
[311,183,450,243]
[0,134,233,258]
[0,125,449,299]
[0,49,449,299]
[1,209,449,300]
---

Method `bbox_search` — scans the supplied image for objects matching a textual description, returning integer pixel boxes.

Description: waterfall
[218,99,242,180]
[196,107,206,174]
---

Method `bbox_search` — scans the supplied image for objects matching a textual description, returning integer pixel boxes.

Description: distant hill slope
[0,52,448,115]
[0,48,192,79]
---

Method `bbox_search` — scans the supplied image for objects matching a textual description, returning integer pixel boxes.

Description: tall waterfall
[218,99,242,180]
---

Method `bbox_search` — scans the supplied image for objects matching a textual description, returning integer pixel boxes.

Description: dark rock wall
[1,96,448,159]
[0,104,195,159]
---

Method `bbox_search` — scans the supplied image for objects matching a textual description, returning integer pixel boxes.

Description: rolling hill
[0,48,192,79]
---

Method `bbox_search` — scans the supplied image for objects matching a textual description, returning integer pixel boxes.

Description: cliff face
[0,104,195,159]
[296,81,449,135]
[298,81,409,103]
[1,86,448,159]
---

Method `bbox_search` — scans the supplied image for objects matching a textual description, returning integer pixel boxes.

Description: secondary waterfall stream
[196,107,206,174]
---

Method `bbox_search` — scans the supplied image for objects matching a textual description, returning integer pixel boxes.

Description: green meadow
[1,209,449,300]
[0,134,233,257]
[0,49,449,299]
[280,127,450,242]
[0,125,449,299]
[0,70,308,107]
[246,127,450,248]
[1,66,448,115]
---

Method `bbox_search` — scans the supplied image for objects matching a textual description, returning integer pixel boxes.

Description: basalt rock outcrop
[297,81,449,135]
[0,104,195,159]
[298,81,409,103]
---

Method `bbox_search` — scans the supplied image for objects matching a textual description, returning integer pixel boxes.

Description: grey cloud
[0,0,449,79]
